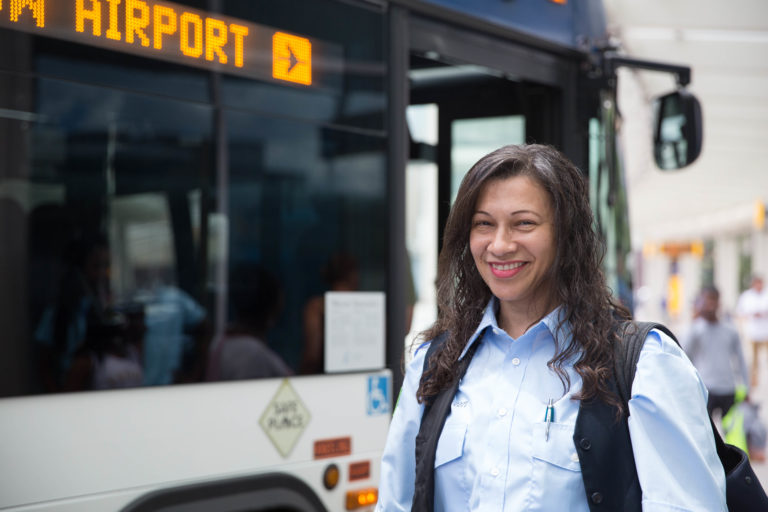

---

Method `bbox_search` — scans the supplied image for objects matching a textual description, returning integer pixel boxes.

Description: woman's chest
[433,341,587,511]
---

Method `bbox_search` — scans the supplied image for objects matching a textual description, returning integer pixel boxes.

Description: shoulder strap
[413,332,482,512]
[613,320,678,407]
[422,332,446,376]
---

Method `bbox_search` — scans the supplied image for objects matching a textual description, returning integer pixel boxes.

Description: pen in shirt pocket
[544,398,555,441]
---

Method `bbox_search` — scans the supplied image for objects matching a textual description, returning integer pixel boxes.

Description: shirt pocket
[434,421,470,510]
[435,422,467,467]
[531,422,581,471]
[529,422,589,512]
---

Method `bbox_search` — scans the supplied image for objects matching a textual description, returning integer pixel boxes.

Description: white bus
[0,0,700,510]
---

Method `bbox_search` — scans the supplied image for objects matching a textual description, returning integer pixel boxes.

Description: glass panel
[30,38,211,104]
[221,0,386,131]
[450,116,525,204]
[0,77,213,396]
[405,104,438,363]
[589,114,633,311]
[222,110,386,375]
[0,0,386,397]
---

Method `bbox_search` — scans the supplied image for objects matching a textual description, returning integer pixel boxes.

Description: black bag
[616,321,768,512]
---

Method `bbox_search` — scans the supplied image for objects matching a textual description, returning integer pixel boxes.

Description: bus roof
[408,0,608,50]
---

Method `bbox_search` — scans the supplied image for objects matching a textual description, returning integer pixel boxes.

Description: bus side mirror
[653,90,703,170]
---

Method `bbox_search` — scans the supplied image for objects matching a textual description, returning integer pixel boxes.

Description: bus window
[0,0,387,398]
[7,75,215,394]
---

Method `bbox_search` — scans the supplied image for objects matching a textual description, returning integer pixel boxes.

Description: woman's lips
[489,261,526,278]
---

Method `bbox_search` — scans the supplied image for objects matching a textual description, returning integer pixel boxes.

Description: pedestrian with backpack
[377,144,728,511]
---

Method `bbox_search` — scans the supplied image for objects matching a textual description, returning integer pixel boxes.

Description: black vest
[413,335,641,512]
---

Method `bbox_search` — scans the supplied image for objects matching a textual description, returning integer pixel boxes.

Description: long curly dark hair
[417,144,630,411]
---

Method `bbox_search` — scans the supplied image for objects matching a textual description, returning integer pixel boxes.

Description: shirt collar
[458,298,572,360]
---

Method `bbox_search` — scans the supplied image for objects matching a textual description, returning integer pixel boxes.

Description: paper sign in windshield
[324,292,385,373]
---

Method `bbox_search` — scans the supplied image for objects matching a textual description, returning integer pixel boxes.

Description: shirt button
[511,357,521,366]
[490,467,500,477]
[498,408,508,417]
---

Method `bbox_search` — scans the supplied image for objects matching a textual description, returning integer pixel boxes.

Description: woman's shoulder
[635,326,700,382]
[404,332,450,380]
[641,326,685,354]
[407,339,433,371]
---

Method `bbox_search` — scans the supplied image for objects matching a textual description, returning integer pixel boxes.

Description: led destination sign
[0,0,333,86]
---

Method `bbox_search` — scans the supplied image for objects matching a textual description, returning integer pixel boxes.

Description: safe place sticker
[259,379,311,457]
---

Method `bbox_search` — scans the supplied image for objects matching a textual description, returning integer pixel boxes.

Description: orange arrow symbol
[273,32,312,85]
[287,45,299,73]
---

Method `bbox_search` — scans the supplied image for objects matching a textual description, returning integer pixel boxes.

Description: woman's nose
[488,228,517,255]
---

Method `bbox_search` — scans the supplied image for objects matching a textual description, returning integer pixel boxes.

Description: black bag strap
[413,332,482,512]
[613,321,678,406]
[615,320,768,510]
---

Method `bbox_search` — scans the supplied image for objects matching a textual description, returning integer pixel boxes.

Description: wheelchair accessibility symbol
[367,375,390,416]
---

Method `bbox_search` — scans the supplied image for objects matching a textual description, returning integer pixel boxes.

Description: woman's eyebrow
[473,209,543,218]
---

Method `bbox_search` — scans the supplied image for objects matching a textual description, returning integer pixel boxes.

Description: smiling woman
[469,174,556,338]
[378,143,728,512]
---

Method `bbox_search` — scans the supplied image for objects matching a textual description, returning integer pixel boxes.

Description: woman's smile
[488,261,527,278]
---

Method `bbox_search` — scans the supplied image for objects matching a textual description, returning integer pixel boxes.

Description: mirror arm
[603,52,691,87]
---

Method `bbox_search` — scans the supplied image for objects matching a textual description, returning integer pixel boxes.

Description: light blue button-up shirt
[378,300,726,511]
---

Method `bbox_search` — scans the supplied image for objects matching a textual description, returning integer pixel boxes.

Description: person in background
[378,144,725,511]
[206,264,291,381]
[300,252,360,374]
[132,266,207,386]
[737,275,768,387]
[64,304,145,391]
[34,233,112,391]
[683,286,749,420]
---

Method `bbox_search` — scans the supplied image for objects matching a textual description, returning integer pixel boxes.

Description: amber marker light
[323,463,340,490]
[345,488,378,510]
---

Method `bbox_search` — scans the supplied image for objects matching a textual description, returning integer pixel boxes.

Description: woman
[378,144,725,511]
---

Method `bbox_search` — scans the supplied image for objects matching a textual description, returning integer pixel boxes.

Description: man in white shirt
[737,275,768,387]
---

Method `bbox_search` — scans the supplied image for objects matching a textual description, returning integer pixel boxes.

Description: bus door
[404,16,581,354]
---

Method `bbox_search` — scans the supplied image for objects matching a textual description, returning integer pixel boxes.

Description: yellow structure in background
[754,200,765,230]
[644,240,705,319]
[667,273,682,318]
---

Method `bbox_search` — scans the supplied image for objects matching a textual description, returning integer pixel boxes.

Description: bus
[0,1,700,510]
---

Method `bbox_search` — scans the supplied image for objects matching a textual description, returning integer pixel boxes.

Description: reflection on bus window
[207,265,292,381]
[0,12,387,396]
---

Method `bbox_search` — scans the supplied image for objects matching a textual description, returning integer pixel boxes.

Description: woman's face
[469,174,556,315]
